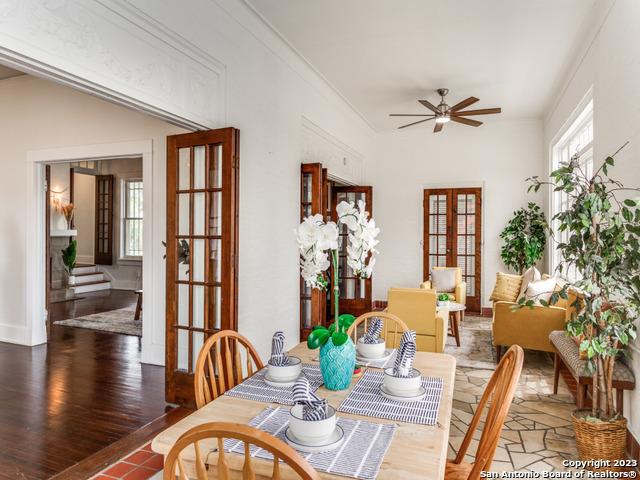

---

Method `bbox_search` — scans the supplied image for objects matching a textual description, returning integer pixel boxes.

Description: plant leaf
[307,328,330,349]
[331,331,349,346]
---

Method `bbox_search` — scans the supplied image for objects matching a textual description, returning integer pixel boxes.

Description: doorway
[299,163,373,339]
[423,187,482,312]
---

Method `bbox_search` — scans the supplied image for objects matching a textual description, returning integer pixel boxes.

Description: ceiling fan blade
[418,99,440,113]
[434,122,444,133]
[389,113,434,117]
[450,96,479,112]
[450,116,482,127]
[398,118,434,129]
[452,108,501,116]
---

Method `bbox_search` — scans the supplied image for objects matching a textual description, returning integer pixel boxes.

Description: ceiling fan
[390,88,501,133]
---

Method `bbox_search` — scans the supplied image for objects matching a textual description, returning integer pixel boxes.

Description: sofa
[386,287,448,353]
[492,271,578,361]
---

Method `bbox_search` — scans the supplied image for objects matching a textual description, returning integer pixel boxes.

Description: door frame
[25,141,166,363]
[420,182,485,310]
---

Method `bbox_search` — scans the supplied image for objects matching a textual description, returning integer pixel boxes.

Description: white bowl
[383,367,422,396]
[357,338,386,358]
[289,404,337,445]
[267,356,302,381]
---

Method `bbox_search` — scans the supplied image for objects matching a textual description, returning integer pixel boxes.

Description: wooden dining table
[152,342,456,479]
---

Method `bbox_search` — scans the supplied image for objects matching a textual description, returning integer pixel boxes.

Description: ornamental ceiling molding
[0,0,227,129]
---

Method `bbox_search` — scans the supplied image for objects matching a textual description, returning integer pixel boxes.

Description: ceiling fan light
[435,115,450,124]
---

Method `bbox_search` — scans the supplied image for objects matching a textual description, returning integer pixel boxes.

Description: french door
[423,188,482,312]
[331,186,373,319]
[166,128,239,407]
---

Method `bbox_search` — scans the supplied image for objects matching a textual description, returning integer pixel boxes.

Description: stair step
[69,273,104,285]
[72,265,97,275]
[71,280,111,294]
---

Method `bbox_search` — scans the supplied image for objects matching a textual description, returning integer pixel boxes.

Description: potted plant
[295,200,379,390]
[437,293,451,307]
[527,146,639,464]
[499,202,547,274]
[61,240,77,288]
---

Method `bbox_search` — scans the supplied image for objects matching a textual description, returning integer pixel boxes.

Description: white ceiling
[0,64,24,80]
[247,0,597,131]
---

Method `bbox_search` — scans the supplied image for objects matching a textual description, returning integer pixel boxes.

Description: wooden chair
[164,422,320,480]
[194,330,264,409]
[446,345,524,480]
[346,311,409,349]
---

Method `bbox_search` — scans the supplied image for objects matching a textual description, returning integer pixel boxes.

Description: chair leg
[553,352,561,394]
[495,345,502,363]
[134,293,143,321]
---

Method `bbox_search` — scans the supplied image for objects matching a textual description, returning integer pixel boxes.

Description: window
[122,179,143,259]
[550,98,593,277]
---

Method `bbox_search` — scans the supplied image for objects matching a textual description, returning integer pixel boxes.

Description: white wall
[369,119,544,307]
[543,0,640,447]
[0,0,375,363]
[0,75,186,348]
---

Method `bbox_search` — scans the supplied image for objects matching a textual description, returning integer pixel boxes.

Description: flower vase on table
[295,200,379,391]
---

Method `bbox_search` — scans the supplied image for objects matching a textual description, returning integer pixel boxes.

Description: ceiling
[247,0,597,131]
[0,64,24,80]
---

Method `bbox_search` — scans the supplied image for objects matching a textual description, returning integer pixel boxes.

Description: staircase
[69,264,111,294]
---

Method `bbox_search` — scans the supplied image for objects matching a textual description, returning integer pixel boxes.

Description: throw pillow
[518,266,541,300]
[489,272,523,303]
[525,277,558,304]
[431,268,457,293]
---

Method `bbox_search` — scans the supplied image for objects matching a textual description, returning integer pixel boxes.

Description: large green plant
[61,240,77,275]
[499,202,547,274]
[527,146,639,420]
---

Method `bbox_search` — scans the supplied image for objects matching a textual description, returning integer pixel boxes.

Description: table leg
[450,312,460,347]
[134,292,143,321]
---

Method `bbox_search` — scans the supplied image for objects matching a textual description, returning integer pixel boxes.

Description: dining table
[152,342,457,479]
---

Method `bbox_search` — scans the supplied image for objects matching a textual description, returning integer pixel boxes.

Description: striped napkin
[393,330,416,378]
[270,331,288,366]
[293,376,328,421]
[361,317,383,344]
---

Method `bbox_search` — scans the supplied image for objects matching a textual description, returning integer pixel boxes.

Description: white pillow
[525,277,557,305]
[431,269,457,293]
[519,266,541,300]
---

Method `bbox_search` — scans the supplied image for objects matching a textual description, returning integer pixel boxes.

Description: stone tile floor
[448,331,579,472]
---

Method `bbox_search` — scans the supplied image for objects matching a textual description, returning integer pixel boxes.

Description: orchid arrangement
[295,200,380,348]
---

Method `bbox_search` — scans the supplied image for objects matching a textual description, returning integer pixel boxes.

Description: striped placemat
[356,349,397,369]
[224,364,323,405]
[339,369,443,425]
[224,406,397,480]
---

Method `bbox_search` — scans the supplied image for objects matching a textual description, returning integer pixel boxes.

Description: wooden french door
[166,128,239,407]
[300,163,325,340]
[331,186,373,318]
[94,175,114,265]
[423,188,482,312]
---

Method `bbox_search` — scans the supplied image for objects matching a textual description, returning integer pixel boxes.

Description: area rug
[444,314,496,369]
[54,308,141,336]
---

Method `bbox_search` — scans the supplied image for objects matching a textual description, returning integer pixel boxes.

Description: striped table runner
[224,406,397,480]
[224,364,323,405]
[339,369,443,425]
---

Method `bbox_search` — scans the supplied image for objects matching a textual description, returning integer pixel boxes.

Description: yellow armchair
[386,288,448,353]
[420,266,467,306]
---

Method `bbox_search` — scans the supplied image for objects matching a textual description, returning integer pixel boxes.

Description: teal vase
[319,336,356,391]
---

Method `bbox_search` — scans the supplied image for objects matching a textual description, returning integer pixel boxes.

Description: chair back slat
[452,345,524,479]
[194,330,264,409]
[164,422,320,480]
[346,311,409,348]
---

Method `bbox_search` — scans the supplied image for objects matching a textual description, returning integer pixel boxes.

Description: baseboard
[628,429,640,468]
[0,323,28,344]
[481,307,493,317]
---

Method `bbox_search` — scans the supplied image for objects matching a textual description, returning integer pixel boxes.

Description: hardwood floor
[0,323,168,479]
[49,289,138,323]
